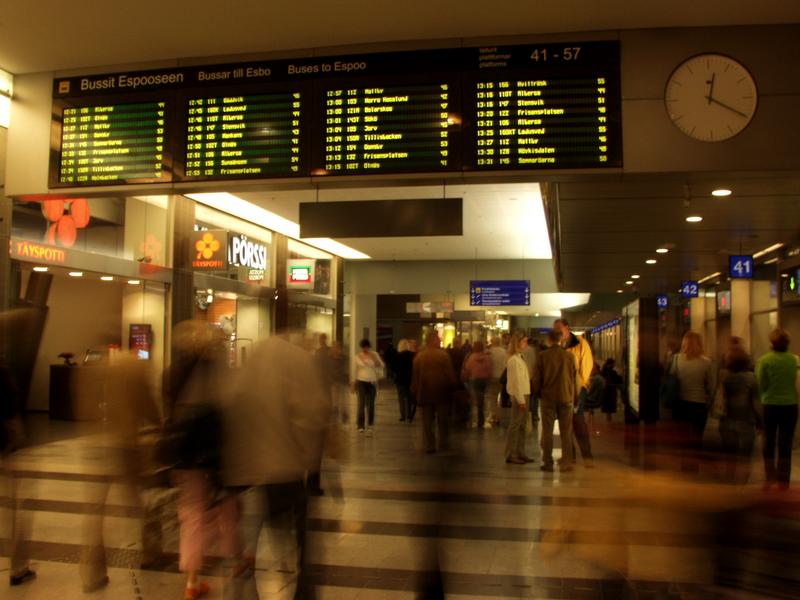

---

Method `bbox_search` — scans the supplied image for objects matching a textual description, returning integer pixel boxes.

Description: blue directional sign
[680,281,700,298]
[729,255,754,279]
[470,280,530,306]
[656,294,669,309]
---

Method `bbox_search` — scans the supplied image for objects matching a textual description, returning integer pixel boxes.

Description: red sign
[12,240,67,263]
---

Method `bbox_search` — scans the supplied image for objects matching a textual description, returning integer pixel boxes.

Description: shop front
[9,195,171,417]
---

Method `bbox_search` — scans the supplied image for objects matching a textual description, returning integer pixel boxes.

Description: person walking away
[1,360,36,587]
[412,333,457,453]
[164,322,238,600]
[534,330,577,472]
[487,337,507,428]
[354,339,384,434]
[600,358,623,423]
[394,339,415,422]
[554,319,595,464]
[223,333,330,600]
[504,334,533,464]
[671,331,715,471]
[462,341,492,428]
[329,341,350,425]
[583,363,605,437]
[308,334,336,496]
[756,329,799,491]
[719,346,761,484]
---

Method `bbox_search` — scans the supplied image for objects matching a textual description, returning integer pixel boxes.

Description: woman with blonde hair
[671,331,715,465]
[504,333,533,464]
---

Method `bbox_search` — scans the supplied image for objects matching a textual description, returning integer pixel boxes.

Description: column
[730,279,752,350]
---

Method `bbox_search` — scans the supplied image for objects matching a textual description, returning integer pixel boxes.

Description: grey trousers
[422,403,450,452]
[541,401,574,466]
[504,397,528,459]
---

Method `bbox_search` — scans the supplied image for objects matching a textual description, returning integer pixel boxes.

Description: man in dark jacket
[412,334,457,453]
[533,330,576,472]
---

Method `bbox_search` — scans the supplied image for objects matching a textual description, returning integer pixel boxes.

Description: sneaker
[10,568,36,586]
[483,422,493,429]
[184,581,210,600]
[357,428,365,433]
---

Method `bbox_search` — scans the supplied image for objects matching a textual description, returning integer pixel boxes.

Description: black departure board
[474,77,612,168]
[58,101,166,184]
[323,83,454,174]
[185,92,302,178]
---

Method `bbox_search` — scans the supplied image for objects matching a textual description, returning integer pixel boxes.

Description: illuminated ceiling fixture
[753,242,784,259]
[186,192,370,260]
[656,248,669,254]
[712,188,732,197]
[616,289,623,293]
[685,215,703,223]
[68,271,83,277]
[631,274,640,279]
[100,276,114,281]
[625,280,634,285]
[698,271,722,284]
[33,266,48,272]
[127,279,141,285]
[646,259,657,265]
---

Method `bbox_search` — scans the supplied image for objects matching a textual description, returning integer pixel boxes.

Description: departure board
[185,92,302,178]
[474,77,614,169]
[323,83,453,174]
[59,101,166,184]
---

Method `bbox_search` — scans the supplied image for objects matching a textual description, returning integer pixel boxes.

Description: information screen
[58,101,167,184]
[470,280,531,306]
[322,83,453,174]
[185,92,302,178]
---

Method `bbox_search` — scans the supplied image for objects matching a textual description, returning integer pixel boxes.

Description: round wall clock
[664,53,757,142]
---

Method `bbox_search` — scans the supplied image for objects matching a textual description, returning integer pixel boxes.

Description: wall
[122,280,167,391]
[26,272,123,411]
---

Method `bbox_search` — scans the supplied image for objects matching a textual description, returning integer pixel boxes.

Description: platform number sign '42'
[729,255,754,279]
[680,281,700,298]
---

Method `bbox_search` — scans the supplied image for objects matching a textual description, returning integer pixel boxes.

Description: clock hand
[704,96,749,118]
[706,73,716,105]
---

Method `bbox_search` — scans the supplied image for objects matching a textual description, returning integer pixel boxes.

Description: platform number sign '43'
[729,255,754,279]
[680,281,700,298]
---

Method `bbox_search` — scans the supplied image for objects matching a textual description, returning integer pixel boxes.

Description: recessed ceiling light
[616,289,623,293]
[625,280,634,285]
[646,259,657,265]
[656,248,669,254]
[712,188,732,197]
[127,279,141,285]
[631,274,640,279]
[686,215,703,223]
[100,276,114,281]
[68,271,83,277]
[33,266,48,272]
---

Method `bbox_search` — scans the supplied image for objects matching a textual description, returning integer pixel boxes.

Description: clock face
[665,54,758,142]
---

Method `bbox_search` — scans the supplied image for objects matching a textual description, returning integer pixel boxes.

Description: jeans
[396,382,412,421]
[356,381,376,429]
[572,411,593,460]
[763,404,798,486]
[504,397,528,459]
[541,401,574,467]
[470,378,488,427]
[422,402,450,452]
[719,418,756,484]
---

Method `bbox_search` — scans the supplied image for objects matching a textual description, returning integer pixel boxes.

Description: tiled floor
[2,389,799,599]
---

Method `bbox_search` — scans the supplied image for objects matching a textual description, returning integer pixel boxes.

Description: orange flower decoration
[196,232,221,259]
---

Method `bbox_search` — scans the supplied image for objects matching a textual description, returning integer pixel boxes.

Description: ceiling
[2,1,800,74]
[556,174,800,295]
[236,182,551,261]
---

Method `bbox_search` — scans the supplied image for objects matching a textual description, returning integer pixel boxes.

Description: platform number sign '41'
[729,255,754,279]
[680,281,700,298]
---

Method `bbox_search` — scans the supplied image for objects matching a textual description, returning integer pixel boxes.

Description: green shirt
[756,351,799,406]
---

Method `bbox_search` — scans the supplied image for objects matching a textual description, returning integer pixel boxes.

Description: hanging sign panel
[50,41,621,187]
[729,255,754,279]
[470,280,531,306]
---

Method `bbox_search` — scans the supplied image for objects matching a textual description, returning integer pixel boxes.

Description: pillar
[730,279,752,349]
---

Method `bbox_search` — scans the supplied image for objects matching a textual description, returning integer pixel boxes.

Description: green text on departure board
[59,102,165,184]
[324,83,452,173]
[185,92,302,178]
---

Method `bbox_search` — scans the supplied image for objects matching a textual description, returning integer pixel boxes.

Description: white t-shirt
[355,351,384,383]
